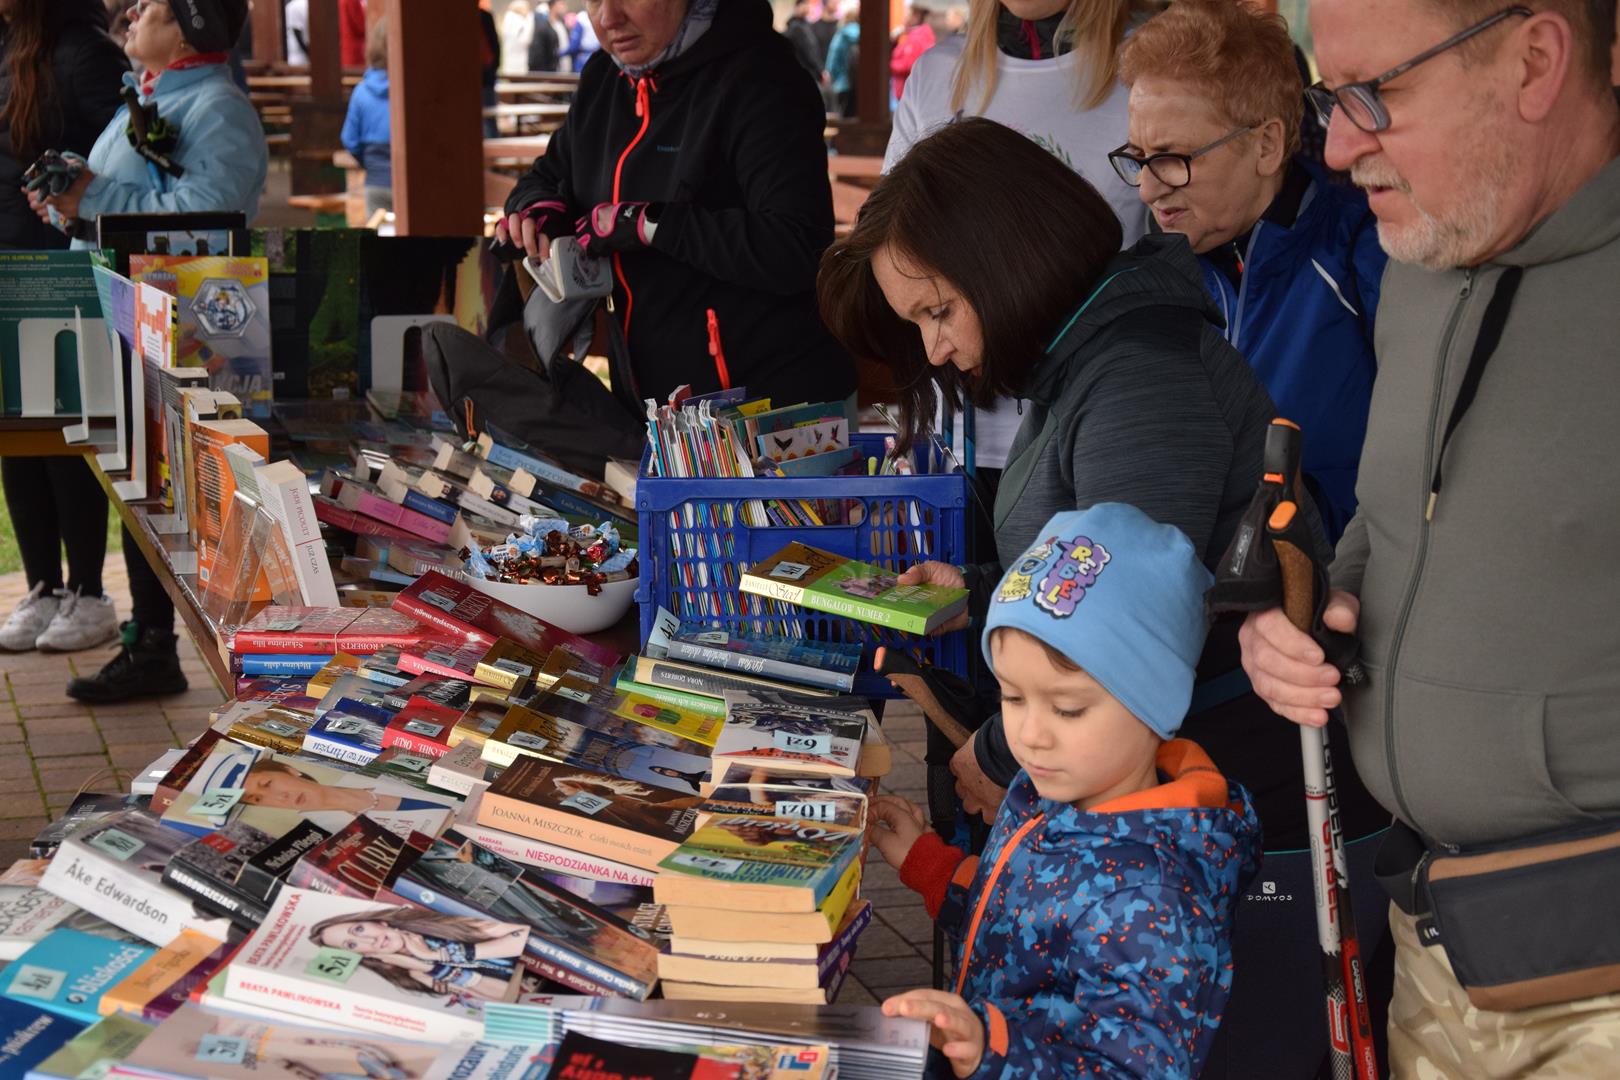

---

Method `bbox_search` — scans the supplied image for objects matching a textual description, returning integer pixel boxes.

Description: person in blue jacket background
[342,16,393,220]
[28,0,268,708]
[34,0,266,236]
[1113,0,1383,545]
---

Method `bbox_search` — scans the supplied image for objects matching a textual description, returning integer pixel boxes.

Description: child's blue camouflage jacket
[900,738,1262,1078]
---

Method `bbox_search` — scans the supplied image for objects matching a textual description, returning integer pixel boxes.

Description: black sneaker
[66,621,189,704]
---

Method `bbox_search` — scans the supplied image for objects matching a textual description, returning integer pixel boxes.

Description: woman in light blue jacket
[27,0,268,709]
[31,0,265,243]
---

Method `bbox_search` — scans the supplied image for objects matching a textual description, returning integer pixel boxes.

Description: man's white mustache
[1351,161,1410,193]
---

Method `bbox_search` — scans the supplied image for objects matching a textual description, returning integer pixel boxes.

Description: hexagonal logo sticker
[191,278,255,337]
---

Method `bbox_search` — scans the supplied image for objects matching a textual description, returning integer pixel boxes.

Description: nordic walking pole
[1207,419,1377,1080]
[1259,423,1378,1080]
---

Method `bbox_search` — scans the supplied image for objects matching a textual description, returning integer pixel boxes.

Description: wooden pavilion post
[385,0,484,236]
[289,0,346,194]
[250,0,285,65]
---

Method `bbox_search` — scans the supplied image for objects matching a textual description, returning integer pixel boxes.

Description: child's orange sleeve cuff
[899,831,973,919]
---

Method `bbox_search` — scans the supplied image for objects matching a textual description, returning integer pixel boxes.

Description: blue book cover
[401,488,460,525]
[1,929,155,1026]
[0,998,86,1076]
[236,653,334,676]
[667,623,862,692]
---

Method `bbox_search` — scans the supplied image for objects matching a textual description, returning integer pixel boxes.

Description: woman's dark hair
[817,118,1123,451]
[2,0,110,159]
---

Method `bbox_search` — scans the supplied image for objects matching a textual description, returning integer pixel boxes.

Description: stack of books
[651,691,882,1005]
[616,606,864,718]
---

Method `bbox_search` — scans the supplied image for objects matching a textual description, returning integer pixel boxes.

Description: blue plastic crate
[635,433,969,698]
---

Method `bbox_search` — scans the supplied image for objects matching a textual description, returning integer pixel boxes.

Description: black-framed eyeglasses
[1107,125,1256,189]
[1306,5,1533,134]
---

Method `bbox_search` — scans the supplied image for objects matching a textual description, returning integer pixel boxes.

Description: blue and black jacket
[902,739,1262,1078]
[1197,161,1385,543]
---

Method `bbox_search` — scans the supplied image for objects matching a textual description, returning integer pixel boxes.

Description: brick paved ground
[0,563,946,1003]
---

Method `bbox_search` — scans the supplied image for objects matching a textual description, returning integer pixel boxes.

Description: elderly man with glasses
[1108,7,1391,1077]
[1240,0,1620,1074]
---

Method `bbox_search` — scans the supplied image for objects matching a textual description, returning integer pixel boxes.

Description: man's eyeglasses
[1306,6,1533,134]
[1107,125,1255,189]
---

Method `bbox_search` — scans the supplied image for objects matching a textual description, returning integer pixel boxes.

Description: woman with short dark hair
[821,118,1391,1077]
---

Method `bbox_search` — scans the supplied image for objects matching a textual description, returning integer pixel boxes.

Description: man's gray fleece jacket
[1331,154,1620,849]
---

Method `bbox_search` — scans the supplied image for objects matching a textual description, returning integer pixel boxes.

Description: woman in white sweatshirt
[884,0,1151,478]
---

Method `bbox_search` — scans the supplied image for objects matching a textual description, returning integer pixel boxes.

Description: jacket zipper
[952,813,1045,997]
[1382,268,1475,841]
[1230,223,1262,352]
[611,74,654,342]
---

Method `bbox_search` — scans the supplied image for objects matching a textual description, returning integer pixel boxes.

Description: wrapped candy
[459,518,638,595]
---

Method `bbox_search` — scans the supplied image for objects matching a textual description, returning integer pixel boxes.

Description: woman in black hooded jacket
[0,0,128,656]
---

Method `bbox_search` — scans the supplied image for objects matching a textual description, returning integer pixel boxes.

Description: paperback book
[532,678,721,750]
[739,542,967,635]
[163,818,330,931]
[668,899,872,968]
[286,814,428,899]
[392,837,659,1000]
[655,814,865,913]
[660,858,862,946]
[230,605,444,655]
[712,692,871,777]
[699,776,869,829]
[38,811,234,946]
[485,704,713,795]
[665,621,862,693]
[627,654,834,704]
[478,758,703,872]
[25,1011,152,1080]
[1,929,155,1023]
[96,928,229,1021]
[0,997,86,1075]
[223,886,528,1042]
[452,791,656,889]
[304,701,389,765]
[27,792,147,859]
[392,571,621,668]
[113,1001,444,1080]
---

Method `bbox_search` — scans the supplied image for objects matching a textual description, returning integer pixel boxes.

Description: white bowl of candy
[466,573,638,635]
[461,519,639,635]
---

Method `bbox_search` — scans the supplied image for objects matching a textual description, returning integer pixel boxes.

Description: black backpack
[421,312,645,480]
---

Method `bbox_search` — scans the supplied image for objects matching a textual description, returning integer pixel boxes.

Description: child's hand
[868,794,926,869]
[883,989,985,1077]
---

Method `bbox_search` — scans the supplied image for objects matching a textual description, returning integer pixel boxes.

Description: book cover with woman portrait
[223,885,529,1042]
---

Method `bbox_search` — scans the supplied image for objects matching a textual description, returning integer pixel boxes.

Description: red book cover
[397,638,488,681]
[284,815,429,899]
[392,571,622,668]
[230,607,358,654]
[382,700,459,758]
[154,729,225,814]
[230,606,449,655]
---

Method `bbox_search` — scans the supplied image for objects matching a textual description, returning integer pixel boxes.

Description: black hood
[1029,233,1227,405]
[655,0,776,80]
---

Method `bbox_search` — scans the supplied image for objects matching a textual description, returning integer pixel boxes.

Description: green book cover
[657,815,863,911]
[739,542,967,635]
[614,675,727,717]
[30,1011,154,1080]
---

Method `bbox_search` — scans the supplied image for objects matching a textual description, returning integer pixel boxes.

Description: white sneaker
[34,591,119,653]
[0,583,61,652]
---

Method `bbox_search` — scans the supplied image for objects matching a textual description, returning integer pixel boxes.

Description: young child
[871,504,1262,1079]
